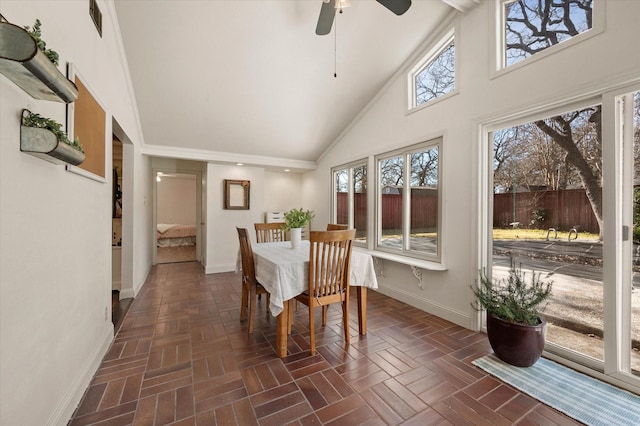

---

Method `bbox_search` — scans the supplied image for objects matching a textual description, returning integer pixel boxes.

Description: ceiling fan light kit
[334,0,351,11]
[315,0,412,36]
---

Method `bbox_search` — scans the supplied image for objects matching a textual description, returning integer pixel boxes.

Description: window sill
[353,247,447,271]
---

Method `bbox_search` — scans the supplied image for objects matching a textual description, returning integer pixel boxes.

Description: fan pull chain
[334,15,337,78]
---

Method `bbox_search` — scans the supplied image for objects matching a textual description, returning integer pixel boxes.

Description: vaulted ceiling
[114,0,478,170]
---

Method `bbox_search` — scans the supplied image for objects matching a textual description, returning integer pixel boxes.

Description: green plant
[22,111,84,153]
[283,208,314,231]
[23,19,59,65]
[473,263,552,326]
[530,207,548,228]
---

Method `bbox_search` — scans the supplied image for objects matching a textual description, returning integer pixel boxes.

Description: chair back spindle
[254,222,286,243]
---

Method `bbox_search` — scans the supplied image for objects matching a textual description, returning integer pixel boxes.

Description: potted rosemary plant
[473,263,553,367]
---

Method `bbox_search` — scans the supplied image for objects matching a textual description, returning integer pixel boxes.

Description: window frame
[375,138,443,263]
[331,159,368,247]
[407,28,457,112]
[491,0,604,78]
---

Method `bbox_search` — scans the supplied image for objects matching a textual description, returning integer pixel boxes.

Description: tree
[535,107,602,237]
[502,0,603,237]
[415,43,455,105]
[410,148,438,187]
[505,0,593,66]
[380,157,404,187]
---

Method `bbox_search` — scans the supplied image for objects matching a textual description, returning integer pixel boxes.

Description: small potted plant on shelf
[283,208,314,249]
[0,17,77,102]
[473,262,553,367]
[23,18,59,65]
[21,109,85,166]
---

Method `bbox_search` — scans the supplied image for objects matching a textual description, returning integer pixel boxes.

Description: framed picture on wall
[224,179,250,210]
[65,63,107,182]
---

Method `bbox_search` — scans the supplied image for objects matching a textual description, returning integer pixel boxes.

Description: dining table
[251,240,378,357]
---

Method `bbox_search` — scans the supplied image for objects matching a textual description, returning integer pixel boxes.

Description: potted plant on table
[473,263,553,367]
[283,208,314,249]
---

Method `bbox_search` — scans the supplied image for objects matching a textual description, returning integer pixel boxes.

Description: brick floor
[69,261,580,425]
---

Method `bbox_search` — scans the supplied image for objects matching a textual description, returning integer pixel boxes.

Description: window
[332,161,367,244]
[376,139,441,260]
[501,0,594,68]
[409,29,455,109]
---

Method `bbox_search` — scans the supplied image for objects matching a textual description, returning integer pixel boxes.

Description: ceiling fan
[316,0,412,35]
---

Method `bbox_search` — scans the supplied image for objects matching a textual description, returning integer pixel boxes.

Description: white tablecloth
[252,240,378,317]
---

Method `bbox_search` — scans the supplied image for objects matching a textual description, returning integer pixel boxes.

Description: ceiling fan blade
[316,0,337,35]
[376,0,412,16]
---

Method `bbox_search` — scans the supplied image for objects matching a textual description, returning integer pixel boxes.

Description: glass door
[490,104,605,365]
[483,86,640,392]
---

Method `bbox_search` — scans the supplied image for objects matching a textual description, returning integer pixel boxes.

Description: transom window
[502,0,594,68]
[409,29,455,109]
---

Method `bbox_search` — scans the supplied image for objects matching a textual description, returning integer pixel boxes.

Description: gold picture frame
[224,179,250,210]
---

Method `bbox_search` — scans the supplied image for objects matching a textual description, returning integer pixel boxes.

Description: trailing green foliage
[23,112,84,153]
[23,19,59,66]
[283,208,314,231]
[473,263,552,326]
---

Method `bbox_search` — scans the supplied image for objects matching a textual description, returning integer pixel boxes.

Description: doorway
[155,172,198,264]
[111,135,131,330]
[111,118,135,331]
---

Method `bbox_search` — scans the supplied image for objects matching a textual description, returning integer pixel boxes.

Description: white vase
[290,227,302,249]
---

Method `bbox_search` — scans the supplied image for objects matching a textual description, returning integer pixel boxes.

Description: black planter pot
[486,314,546,367]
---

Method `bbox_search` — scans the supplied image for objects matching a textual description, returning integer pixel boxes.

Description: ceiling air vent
[89,0,102,37]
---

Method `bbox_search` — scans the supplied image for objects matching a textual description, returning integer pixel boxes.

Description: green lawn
[493,228,599,240]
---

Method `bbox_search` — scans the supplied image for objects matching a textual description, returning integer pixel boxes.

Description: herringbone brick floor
[69,261,579,425]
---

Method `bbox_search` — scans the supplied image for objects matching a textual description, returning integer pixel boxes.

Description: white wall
[157,175,197,225]
[0,1,149,424]
[304,0,640,330]
[263,170,303,219]
[205,164,266,273]
[203,168,305,273]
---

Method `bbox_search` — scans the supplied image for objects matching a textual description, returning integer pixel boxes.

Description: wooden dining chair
[326,223,349,230]
[236,227,270,333]
[294,229,355,355]
[254,222,286,243]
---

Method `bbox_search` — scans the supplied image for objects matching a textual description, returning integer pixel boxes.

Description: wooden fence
[337,188,598,234]
[337,190,438,231]
[493,188,599,233]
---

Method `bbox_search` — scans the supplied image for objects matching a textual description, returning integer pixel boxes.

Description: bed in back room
[156,223,196,247]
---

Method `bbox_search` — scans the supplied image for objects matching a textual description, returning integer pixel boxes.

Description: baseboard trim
[375,285,471,329]
[48,322,114,425]
[119,288,135,299]
[205,263,237,274]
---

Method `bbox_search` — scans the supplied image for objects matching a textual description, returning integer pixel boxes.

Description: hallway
[70,262,579,425]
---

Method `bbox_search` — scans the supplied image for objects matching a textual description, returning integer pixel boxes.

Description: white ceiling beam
[441,0,481,13]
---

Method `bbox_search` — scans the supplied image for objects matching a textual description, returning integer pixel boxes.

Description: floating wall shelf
[21,126,85,166]
[0,20,78,103]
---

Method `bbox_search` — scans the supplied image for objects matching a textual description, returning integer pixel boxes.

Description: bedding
[157,224,196,247]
